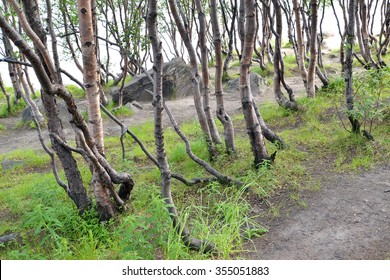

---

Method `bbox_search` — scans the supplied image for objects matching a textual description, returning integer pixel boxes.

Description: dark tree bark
[0,2,92,214]
[293,0,308,89]
[147,0,214,252]
[167,0,218,158]
[194,0,222,145]
[0,74,11,112]
[1,0,135,220]
[345,0,361,133]
[358,0,379,68]
[271,0,299,111]
[210,0,236,153]
[221,0,238,80]
[240,0,270,166]
[307,0,318,98]
[1,1,22,105]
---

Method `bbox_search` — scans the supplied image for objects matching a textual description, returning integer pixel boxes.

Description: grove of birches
[0,0,389,258]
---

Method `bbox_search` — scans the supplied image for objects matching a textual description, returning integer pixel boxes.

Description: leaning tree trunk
[358,0,379,69]
[147,0,214,252]
[194,0,222,145]
[2,1,134,220]
[221,0,238,80]
[210,0,236,153]
[307,0,318,98]
[167,0,218,158]
[271,0,299,111]
[16,64,45,125]
[240,0,269,167]
[0,74,11,113]
[1,0,92,213]
[293,0,308,89]
[1,2,22,105]
[345,0,361,133]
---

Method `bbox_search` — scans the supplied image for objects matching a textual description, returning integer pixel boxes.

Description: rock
[1,159,24,170]
[0,233,20,245]
[21,98,74,124]
[111,58,194,104]
[225,73,268,96]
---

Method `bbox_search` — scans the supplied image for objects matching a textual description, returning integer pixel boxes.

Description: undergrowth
[1,74,389,259]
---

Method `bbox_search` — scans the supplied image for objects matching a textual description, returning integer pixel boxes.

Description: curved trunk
[12,0,92,212]
[1,7,23,105]
[307,0,318,98]
[345,0,361,133]
[167,0,218,158]
[0,74,11,113]
[240,0,269,166]
[148,0,214,252]
[16,64,45,125]
[210,0,236,153]
[195,0,222,145]
[271,0,298,111]
[293,0,308,89]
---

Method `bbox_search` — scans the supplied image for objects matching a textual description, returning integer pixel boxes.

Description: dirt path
[1,76,389,260]
[244,165,390,260]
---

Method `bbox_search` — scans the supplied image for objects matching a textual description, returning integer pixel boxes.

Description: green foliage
[252,63,273,77]
[0,98,26,118]
[349,67,390,133]
[103,102,134,118]
[66,85,85,99]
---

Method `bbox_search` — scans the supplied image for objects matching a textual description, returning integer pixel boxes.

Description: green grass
[66,85,85,99]
[0,98,27,118]
[1,73,390,259]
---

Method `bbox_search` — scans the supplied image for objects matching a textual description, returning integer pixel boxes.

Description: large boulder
[111,58,194,104]
[21,98,74,124]
[225,73,268,96]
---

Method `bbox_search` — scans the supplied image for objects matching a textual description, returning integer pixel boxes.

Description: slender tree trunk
[210,0,236,153]
[46,0,62,84]
[293,0,308,89]
[345,0,361,133]
[148,0,214,252]
[0,74,11,112]
[16,64,45,125]
[240,0,269,166]
[377,1,390,66]
[194,0,222,145]
[78,0,105,155]
[1,3,22,105]
[78,0,116,219]
[167,0,218,158]
[271,0,299,110]
[1,4,134,218]
[221,0,238,80]
[11,0,92,213]
[359,0,379,68]
[307,0,318,98]
[60,0,84,73]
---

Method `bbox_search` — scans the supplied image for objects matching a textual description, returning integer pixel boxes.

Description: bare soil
[1,75,389,260]
[243,164,390,260]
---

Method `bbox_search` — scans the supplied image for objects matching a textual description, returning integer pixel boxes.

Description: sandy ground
[243,165,390,260]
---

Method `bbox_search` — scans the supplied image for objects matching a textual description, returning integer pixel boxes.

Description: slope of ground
[243,165,390,259]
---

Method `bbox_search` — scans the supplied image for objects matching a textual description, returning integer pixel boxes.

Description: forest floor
[0,71,389,259]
